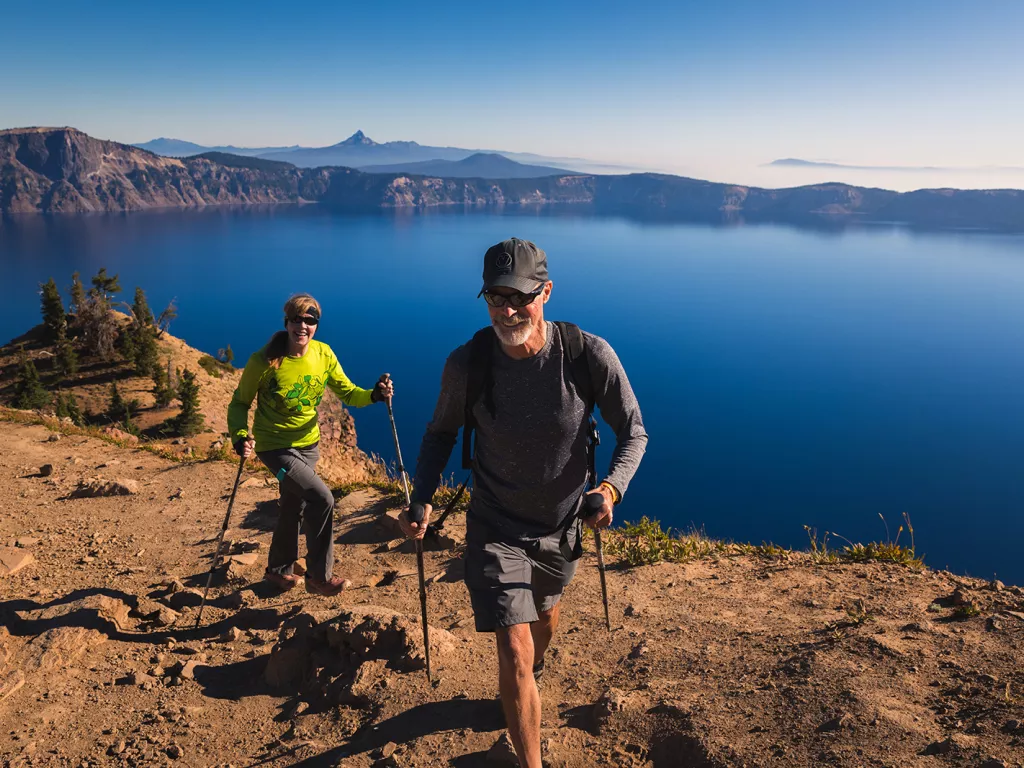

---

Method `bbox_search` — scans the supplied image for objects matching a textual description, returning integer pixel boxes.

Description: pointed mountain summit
[336,130,376,147]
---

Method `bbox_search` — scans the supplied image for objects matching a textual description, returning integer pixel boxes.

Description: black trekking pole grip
[408,502,426,524]
[585,492,605,515]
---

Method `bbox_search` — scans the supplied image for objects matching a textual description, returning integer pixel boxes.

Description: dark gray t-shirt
[412,322,647,539]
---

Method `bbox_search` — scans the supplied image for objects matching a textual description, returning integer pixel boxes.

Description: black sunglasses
[288,314,319,326]
[482,288,543,309]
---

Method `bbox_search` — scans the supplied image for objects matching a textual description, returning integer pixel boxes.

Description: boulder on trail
[23,627,107,672]
[0,547,35,578]
[16,594,134,633]
[70,477,139,498]
[262,606,456,695]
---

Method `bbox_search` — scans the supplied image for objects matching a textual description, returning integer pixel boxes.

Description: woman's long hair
[265,294,322,370]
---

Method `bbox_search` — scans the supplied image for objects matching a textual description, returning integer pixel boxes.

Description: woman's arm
[323,346,375,408]
[228,351,269,442]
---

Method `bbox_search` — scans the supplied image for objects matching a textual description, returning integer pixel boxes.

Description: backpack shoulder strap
[555,321,594,413]
[462,327,496,469]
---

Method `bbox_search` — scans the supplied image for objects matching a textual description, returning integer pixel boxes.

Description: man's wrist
[600,481,621,505]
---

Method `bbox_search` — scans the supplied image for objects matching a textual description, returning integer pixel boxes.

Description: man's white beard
[492,316,533,346]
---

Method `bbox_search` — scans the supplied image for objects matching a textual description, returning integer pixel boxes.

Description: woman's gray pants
[256,443,334,582]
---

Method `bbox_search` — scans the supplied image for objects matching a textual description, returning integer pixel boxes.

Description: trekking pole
[585,493,612,632]
[194,456,247,629]
[386,398,432,682]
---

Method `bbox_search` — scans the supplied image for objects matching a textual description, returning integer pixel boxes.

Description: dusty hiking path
[1,421,1023,768]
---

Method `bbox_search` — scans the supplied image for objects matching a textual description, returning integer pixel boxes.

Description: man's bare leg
[496,624,543,768]
[531,602,560,666]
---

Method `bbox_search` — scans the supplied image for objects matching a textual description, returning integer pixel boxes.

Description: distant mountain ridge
[133,130,628,174]
[3,127,1024,230]
[359,153,576,178]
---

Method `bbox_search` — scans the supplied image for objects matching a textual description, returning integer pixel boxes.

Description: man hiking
[399,238,647,767]
[229,293,393,597]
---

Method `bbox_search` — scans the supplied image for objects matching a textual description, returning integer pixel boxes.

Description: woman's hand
[234,436,255,460]
[372,373,395,403]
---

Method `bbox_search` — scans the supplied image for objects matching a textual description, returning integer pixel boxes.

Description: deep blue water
[3,206,1024,583]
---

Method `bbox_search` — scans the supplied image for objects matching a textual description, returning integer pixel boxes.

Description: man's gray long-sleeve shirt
[412,322,648,539]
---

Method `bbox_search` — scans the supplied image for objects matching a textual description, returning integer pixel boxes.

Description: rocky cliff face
[3,127,1024,229]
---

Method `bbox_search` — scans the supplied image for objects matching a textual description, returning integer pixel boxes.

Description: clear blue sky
[2,0,1022,188]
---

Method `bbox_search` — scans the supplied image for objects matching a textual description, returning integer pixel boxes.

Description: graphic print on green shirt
[281,373,327,412]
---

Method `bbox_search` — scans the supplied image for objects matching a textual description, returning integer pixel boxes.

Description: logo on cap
[495,251,513,273]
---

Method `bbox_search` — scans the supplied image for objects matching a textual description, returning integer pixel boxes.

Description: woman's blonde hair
[265,293,322,369]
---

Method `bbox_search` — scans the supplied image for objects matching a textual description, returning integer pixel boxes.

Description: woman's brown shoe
[304,576,352,596]
[264,570,300,591]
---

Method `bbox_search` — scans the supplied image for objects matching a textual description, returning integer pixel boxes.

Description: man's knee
[496,624,534,674]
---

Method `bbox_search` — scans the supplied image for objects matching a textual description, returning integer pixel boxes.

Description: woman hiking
[228,293,393,596]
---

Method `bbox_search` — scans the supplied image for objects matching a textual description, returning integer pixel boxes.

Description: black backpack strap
[554,321,601,562]
[554,321,594,413]
[462,327,496,470]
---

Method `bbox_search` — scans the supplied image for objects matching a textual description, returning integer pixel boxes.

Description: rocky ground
[1,419,1023,767]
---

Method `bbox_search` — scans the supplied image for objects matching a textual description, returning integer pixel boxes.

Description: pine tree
[79,289,118,360]
[55,391,84,426]
[11,352,51,410]
[54,334,79,378]
[131,287,154,327]
[152,360,174,407]
[171,368,205,436]
[40,278,67,344]
[109,381,127,422]
[69,272,86,319]
[91,268,121,299]
[155,299,178,339]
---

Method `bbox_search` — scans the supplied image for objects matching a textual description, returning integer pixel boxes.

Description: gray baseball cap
[478,238,549,296]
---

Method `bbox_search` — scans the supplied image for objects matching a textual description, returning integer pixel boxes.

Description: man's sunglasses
[288,315,319,326]
[482,288,543,309]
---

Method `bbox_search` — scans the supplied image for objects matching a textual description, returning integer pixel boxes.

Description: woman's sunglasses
[288,314,319,326]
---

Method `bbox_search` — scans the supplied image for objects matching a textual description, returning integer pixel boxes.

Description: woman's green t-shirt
[227,340,373,452]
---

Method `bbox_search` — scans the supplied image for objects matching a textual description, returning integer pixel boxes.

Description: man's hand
[372,373,395,403]
[399,503,432,540]
[234,437,255,460]
[584,486,614,530]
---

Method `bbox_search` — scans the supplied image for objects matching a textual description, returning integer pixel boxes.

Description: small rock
[923,735,964,756]
[221,627,242,643]
[373,741,397,759]
[47,434,61,442]
[979,673,998,685]
[38,465,54,477]
[107,740,126,756]
[595,688,628,720]
[990,580,1005,592]
[70,478,139,498]
[1001,720,1021,734]
[172,438,186,445]
[628,642,648,659]
[624,604,640,617]
[166,744,183,759]
[130,671,158,687]
[816,713,851,732]
[14,537,39,549]
[486,732,519,765]
[979,759,1006,768]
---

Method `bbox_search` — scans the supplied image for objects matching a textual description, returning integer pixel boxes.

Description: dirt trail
[1,421,1023,767]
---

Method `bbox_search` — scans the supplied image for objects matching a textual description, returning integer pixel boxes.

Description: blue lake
[3,206,1024,583]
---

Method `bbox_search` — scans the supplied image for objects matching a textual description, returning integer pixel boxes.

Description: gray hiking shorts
[464,514,580,633]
